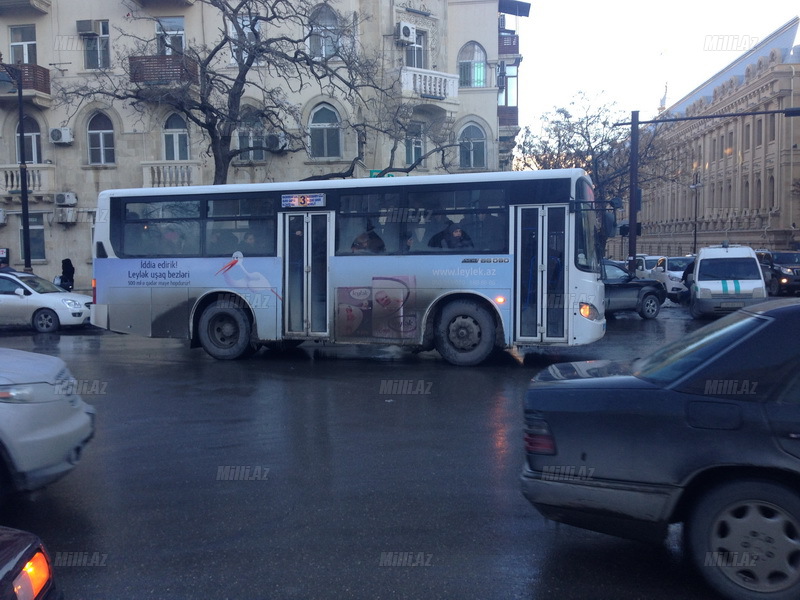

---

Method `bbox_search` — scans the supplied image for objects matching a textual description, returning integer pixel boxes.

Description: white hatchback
[0,348,95,497]
[0,271,92,332]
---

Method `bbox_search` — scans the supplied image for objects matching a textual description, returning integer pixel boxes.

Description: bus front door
[284,212,331,337]
[515,205,568,343]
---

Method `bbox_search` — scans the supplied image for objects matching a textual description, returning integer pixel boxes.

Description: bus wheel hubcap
[448,316,480,351]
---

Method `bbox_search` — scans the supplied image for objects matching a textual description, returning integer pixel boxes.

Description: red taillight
[524,419,557,455]
[92,278,97,304]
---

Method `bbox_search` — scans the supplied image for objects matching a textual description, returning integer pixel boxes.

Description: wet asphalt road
[0,303,722,599]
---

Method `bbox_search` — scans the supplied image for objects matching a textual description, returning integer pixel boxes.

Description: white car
[633,254,662,279]
[0,271,92,332]
[650,255,695,302]
[0,348,95,498]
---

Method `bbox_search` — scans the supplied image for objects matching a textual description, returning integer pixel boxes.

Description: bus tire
[198,301,253,360]
[434,300,496,366]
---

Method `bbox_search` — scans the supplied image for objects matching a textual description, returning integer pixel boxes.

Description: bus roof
[96,169,590,200]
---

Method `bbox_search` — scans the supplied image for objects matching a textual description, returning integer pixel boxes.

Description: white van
[688,245,767,318]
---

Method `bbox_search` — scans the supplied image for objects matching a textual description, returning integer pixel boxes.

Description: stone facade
[608,17,800,261]
[0,0,526,289]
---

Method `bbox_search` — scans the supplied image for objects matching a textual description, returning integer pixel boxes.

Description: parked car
[601,259,666,319]
[688,245,766,318]
[649,255,694,302]
[0,525,62,599]
[0,271,92,333]
[521,298,800,600]
[633,254,662,279]
[756,249,800,296]
[0,348,95,500]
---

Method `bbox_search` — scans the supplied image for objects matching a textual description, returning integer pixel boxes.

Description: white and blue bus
[91,169,605,366]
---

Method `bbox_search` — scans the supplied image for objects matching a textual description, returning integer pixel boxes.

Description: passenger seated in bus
[238,231,263,255]
[209,230,238,255]
[351,227,385,253]
[428,221,473,250]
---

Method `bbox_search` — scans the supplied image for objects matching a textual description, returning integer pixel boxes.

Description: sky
[514,1,800,129]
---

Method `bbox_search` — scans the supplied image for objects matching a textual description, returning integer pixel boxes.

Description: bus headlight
[579,302,601,321]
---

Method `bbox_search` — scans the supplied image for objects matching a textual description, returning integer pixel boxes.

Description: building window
[20,212,45,261]
[88,113,115,164]
[164,113,189,161]
[405,30,426,69]
[459,123,486,169]
[10,25,36,64]
[16,116,41,164]
[498,63,518,107]
[458,42,487,88]
[755,119,763,146]
[309,103,341,158]
[230,15,260,62]
[309,4,339,59]
[768,114,776,143]
[157,17,185,55]
[237,109,265,161]
[84,20,110,69]
[405,121,424,165]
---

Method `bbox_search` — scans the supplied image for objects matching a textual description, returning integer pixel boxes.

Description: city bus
[91,169,605,366]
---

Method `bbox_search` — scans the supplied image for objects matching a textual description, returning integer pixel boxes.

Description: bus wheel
[198,301,253,360]
[435,300,496,366]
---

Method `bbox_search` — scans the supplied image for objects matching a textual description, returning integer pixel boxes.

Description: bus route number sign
[281,193,326,208]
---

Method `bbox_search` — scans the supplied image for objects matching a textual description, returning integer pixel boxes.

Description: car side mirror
[14,288,24,297]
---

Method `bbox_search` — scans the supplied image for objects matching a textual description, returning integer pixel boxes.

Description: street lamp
[0,53,32,272]
[689,176,703,255]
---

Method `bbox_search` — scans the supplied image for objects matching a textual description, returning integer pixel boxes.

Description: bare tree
[55,0,456,184]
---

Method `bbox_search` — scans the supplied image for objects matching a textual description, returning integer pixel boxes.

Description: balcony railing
[499,34,520,55]
[498,106,519,128]
[129,55,199,85]
[0,0,51,13]
[0,63,51,107]
[400,67,459,103]
[142,161,202,187]
[0,163,56,199]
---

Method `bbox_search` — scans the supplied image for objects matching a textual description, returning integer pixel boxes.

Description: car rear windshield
[633,311,767,385]
[697,257,761,280]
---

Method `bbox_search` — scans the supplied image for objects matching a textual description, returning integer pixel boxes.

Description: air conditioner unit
[0,208,7,225]
[55,207,78,224]
[77,20,102,36]
[49,128,74,144]
[265,132,288,152]
[396,21,416,45]
[55,192,78,206]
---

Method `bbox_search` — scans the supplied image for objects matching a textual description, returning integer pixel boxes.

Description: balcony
[129,55,199,86]
[0,0,50,14]
[130,0,193,5]
[498,106,519,128]
[399,67,459,104]
[0,64,51,108]
[499,34,520,56]
[0,163,56,201]
[142,161,202,188]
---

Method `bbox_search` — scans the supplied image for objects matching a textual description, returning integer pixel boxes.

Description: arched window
[237,109,265,161]
[16,115,41,164]
[88,112,115,165]
[458,42,487,88]
[309,103,341,158]
[164,113,189,161]
[309,5,339,59]
[459,123,486,169]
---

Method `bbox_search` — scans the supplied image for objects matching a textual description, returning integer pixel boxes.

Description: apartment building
[630,17,800,259]
[0,0,528,288]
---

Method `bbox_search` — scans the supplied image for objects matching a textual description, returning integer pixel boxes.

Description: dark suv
[756,250,800,295]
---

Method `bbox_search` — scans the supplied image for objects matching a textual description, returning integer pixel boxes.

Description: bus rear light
[92,278,97,304]
[494,295,506,304]
[579,302,600,320]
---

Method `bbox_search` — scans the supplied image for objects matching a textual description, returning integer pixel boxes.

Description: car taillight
[12,550,51,600]
[92,278,97,304]
[524,418,557,455]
